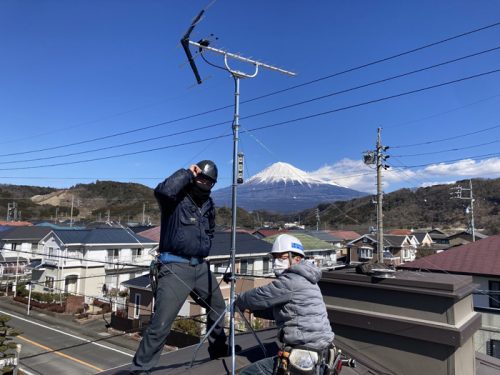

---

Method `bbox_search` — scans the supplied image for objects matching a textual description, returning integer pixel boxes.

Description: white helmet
[271,234,305,257]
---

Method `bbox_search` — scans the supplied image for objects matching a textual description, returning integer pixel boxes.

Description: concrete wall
[320,269,481,375]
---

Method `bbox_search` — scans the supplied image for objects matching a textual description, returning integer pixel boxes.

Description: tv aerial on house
[180,4,296,374]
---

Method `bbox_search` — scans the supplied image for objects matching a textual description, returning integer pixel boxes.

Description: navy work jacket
[154,168,215,258]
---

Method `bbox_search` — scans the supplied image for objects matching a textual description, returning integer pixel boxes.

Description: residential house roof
[327,230,360,241]
[387,229,413,235]
[252,229,288,238]
[211,232,273,257]
[0,226,52,241]
[122,274,150,290]
[294,230,342,243]
[447,230,489,240]
[50,228,157,246]
[137,226,161,242]
[413,231,429,243]
[348,234,409,248]
[0,221,32,227]
[399,235,500,277]
[136,229,272,257]
[264,232,333,250]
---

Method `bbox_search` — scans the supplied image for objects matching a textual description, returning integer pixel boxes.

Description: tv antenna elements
[181,7,295,375]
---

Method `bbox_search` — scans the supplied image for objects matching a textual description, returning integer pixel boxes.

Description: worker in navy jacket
[130,161,227,375]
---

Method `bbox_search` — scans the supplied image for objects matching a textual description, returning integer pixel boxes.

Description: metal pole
[70,195,74,228]
[229,76,240,375]
[376,128,384,264]
[27,282,32,315]
[469,179,476,242]
[14,248,19,297]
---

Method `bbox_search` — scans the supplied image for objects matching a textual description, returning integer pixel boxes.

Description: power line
[391,124,500,148]
[5,44,500,164]
[4,21,500,158]
[2,66,500,171]
[391,137,500,157]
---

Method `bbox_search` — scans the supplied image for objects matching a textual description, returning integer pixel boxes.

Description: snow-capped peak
[247,162,327,185]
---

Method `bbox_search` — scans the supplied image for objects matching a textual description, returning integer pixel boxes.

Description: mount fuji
[211,162,368,213]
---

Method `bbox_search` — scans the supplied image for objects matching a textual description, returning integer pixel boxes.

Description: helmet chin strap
[288,251,293,268]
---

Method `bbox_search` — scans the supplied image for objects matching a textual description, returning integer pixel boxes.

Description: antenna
[180,7,295,374]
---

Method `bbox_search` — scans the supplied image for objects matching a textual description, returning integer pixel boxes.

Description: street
[0,308,136,375]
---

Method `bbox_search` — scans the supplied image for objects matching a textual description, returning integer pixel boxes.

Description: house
[0,226,52,260]
[264,232,339,269]
[347,234,416,266]
[31,227,157,304]
[447,230,489,247]
[398,235,500,359]
[138,228,274,276]
[120,231,274,335]
[427,228,451,246]
[251,229,288,240]
[412,231,434,247]
[327,230,360,242]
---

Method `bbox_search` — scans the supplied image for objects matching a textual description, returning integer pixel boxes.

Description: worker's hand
[189,164,202,178]
[222,272,233,284]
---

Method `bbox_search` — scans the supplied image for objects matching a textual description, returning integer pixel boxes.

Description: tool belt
[158,252,205,266]
[276,343,351,375]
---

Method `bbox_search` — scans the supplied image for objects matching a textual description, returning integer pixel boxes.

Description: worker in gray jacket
[236,234,335,375]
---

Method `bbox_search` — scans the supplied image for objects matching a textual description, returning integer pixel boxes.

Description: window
[263,257,270,274]
[489,281,500,309]
[45,276,54,291]
[487,339,500,359]
[240,260,248,274]
[358,247,373,259]
[134,293,141,319]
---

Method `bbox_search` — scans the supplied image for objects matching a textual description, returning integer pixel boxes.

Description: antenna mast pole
[181,9,295,374]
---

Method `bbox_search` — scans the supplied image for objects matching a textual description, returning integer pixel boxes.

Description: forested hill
[1,178,499,234]
[297,178,500,235]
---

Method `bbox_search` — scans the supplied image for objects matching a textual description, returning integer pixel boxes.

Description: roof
[252,229,288,237]
[387,229,413,235]
[413,232,430,242]
[0,221,32,227]
[51,228,157,245]
[211,232,273,256]
[137,230,272,256]
[297,230,342,243]
[383,234,409,247]
[0,226,52,241]
[138,226,161,242]
[122,274,150,290]
[399,234,500,277]
[327,230,360,240]
[264,232,334,250]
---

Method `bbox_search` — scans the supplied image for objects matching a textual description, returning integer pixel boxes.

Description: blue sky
[1,1,500,194]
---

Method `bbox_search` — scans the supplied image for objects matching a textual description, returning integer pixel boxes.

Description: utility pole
[363,128,390,263]
[70,195,74,228]
[315,208,320,231]
[142,203,146,225]
[450,179,476,241]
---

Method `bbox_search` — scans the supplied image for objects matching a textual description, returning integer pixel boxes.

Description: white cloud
[310,157,500,193]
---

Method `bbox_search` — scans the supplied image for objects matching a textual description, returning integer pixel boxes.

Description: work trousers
[130,261,227,373]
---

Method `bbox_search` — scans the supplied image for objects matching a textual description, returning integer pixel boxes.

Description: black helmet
[197,160,218,182]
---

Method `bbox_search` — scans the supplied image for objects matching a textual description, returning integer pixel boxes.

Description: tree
[0,315,22,374]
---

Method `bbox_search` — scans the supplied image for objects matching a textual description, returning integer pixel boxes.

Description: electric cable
[5,21,500,158]
[391,137,500,157]
[5,44,500,163]
[3,66,500,171]
[391,124,500,148]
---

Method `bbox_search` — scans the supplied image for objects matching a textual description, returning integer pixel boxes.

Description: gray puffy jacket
[236,261,334,350]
